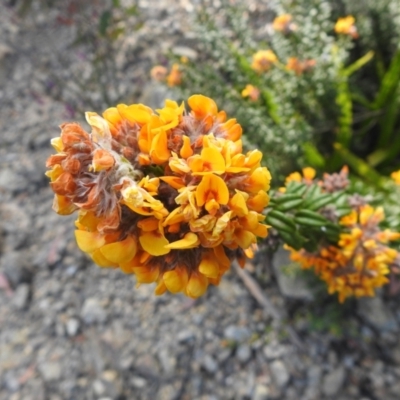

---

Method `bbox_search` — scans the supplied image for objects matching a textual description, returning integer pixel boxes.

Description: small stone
[201,354,218,374]
[358,296,398,333]
[263,343,287,360]
[224,325,251,342]
[12,284,30,310]
[131,376,147,388]
[322,366,345,396]
[81,298,107,324]
[273,247,313,300]
[158,348,177,374]
[270,360,290,388]
[307,365,322,387]
[66,318,80,337]
[236,344,252,363]
[252,384,270,400]
[93,379,106,396]
[177,329,195,343]
[39,361,62,382]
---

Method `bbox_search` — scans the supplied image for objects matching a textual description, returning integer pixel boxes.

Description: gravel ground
[1,1,400,400]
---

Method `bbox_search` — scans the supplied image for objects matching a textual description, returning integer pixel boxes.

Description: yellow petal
[229,192,248,217]
[99,235,137,264]
[154,279,167,295]
[91,249,118,268]
[150,130,171,164]
[163,267,189,293]
[165,232,200,249]
[117,104,152,124]
[75,230,105,253]
[139,232,170,256]
[198,254,220,279]
[195,174,229,207]
[180,135,193,158]
[132,265,159,283]
[185,272,209,298]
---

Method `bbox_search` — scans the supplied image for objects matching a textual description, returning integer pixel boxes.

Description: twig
[233,262,304,350]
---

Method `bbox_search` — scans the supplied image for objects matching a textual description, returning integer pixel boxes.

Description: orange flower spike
[195,174,229,211]
[91,148,115,172]
[180,135,193,159]
[163,266,189,293]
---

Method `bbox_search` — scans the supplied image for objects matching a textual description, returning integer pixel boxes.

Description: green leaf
[372,50,400,110]
[335,79,353,147]
[303,142,325,168]
[99,10,112,36]
[333,143,385,187]
[342,51,374,77]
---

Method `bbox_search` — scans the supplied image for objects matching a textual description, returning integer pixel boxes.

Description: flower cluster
[150,64,183,87]
[334,16,358,39]
[251,50,278,73]
[241,84,260,102]
[287,205,400,302]
[286,57,316,75]
[46,95,271,297]
[272,14,297,34]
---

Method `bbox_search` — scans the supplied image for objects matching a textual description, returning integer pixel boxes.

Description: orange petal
[92,148,115,172]
[188,95,218,119]
[75,230,105,253]
[160,176,185,189]
[137,217,159,232]
[132,265,159,283]
[117,104,152,124]
[163,267,189,293]
[139,232,170,256]
[154,279,167,295]
[185,271,209,298]
[180,135,193,158]
[99,235,137,264]
[195,174,229,207]
[198,254,220,279]
[165,232,200,249]
[91,248,118,268]
[150,130,171,164]
[229,192,248,217]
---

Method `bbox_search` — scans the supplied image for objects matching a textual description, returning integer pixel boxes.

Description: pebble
[81,298,107,324]
[270,359,290,388]
[322,365,345,396]
[236,343,252,363]
[224,325,251,342]
[66,318,80,337]
[251,384,270,400]
[39,361,62,382]
[201,354,219,374]
[12,283,30,310]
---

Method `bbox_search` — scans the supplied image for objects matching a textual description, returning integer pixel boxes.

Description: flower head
[272,14,297,33]
[286,204,399,302]
[286,57,316,75]
[167,64,182,87]
[335,16,358,39]
[46,95,270,298]
[391,170,400,185]
[241,84,260,101]
[150,65,168,81]
[251,50,278,73]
